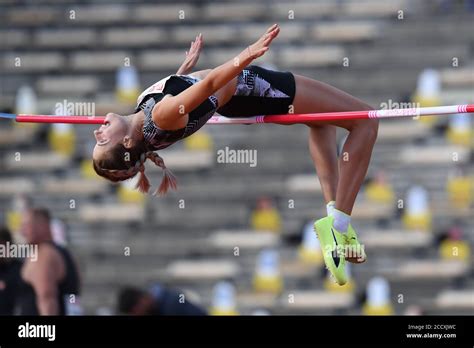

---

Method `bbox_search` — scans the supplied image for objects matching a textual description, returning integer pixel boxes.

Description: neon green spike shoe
[314,216,347,286]
[345,224,367,264]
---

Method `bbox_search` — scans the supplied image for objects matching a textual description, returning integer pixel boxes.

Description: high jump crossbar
[1,104,473,125]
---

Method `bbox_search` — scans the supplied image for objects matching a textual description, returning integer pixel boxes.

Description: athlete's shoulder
[136,75,175,107]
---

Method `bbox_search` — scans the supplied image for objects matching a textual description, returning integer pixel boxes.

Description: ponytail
[145,151,178,196]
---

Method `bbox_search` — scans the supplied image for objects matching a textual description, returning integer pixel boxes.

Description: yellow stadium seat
[411,68,441,126]
[363,276,394,315]
[411,95,441,126]
[297,244,323,265]
[116,66,140,104]
[116,88,140,105]
[439,240,470,262]
[402,212,432,231]
[252,273,283,294]
[48,125,76,156]
[447,175,473,208]
[362,303,394,315]
[117,184,145,204]
[253,250,283,294]
[184,131,213,151]
[324,276,355,293]
[365,181,395,204]
[209,281,239,315]
[209,307,239,316]
[403,186,432,231]
[251,209,282,233]
[6,210,22,233]
[298,222,323,264]
[80,159,98,179]
[445,114,472,146]
[446,127,472,147]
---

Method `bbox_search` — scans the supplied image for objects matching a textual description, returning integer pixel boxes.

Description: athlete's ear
[123,135,133,149]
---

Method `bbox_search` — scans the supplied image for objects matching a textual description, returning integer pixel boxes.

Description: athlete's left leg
[308,125,338,205]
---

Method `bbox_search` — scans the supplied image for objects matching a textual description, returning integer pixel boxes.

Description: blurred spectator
[118,285,207,315]
[402,185,432,231]
[252,249,283,293]
[17,208,81,315]
[0,227,22,315]
[365,170,395,205]
[9,194,69,246]
[209,281,239,315]
[362,277,394,315]
[438,226,470,262]
[250,196,282,233]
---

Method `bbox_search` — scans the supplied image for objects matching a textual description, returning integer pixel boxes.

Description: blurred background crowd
[0,0,473,315]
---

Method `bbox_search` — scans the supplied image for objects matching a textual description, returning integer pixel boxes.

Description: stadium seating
[0,0,472,315]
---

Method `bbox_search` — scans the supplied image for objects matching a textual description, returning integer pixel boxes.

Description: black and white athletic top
[137,65,296,151]
[137,74,218,150]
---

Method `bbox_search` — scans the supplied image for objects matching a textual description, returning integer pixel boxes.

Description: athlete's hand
[177,33,203,75]
[248,24,280,59]
[185,33,203,67]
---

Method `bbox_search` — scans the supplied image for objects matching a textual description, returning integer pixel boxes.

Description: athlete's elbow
[202,73,220,94]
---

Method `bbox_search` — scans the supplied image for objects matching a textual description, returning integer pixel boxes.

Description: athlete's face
[92,113,129,161]
[21,211,50,244]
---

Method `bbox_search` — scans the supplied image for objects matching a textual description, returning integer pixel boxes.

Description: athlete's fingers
[266,23,278,33]
[264,27,280,45]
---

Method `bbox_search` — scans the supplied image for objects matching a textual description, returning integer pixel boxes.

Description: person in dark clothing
[117,285,207,316]
[0,227,22,315]
[17,208,81,315]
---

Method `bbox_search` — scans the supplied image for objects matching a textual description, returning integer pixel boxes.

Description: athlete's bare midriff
[188,69,237,108]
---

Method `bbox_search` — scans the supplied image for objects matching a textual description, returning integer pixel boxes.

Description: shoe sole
[346,255,367,264]
[345,243,367,264]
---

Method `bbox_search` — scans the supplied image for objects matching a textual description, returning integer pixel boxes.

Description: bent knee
[365,118,379,140]
[367,118,379,132]
[351,118,379,138]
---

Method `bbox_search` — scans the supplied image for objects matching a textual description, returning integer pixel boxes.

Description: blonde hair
[93,148,177,196]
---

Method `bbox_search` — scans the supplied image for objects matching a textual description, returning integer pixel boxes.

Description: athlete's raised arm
[153,24,280,129]
[176,33,203,75]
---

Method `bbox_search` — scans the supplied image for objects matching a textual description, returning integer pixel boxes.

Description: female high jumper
[92,24,378,285]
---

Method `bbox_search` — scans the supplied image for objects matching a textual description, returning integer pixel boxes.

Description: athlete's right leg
[289,75,376,283]
[291,75,377,216]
